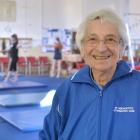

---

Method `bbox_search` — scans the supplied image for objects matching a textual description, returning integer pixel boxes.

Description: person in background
[40,9,140,140]
[1,38,6,55]
[4,34,20,82]
[50,37,63,77]
[71,31,80,54]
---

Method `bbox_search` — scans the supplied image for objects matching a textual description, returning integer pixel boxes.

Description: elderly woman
[40,9,140,140]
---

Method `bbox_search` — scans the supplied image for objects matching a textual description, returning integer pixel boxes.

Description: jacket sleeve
[39,92,62,140]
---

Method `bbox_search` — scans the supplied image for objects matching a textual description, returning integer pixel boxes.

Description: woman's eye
[91,38,96,40]
[89,38,97,42]
[108,38,114,41]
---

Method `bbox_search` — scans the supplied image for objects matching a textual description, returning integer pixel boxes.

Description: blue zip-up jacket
[40,60,140,140]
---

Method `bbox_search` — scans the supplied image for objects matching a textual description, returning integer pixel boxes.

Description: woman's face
[81,19,123,73]
[11,37,17,44]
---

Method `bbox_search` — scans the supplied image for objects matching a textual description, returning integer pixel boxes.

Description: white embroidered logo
[113,107,135,112]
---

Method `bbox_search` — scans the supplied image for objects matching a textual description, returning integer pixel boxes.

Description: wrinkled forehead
[88,15,117,25]
[85,18,120,38]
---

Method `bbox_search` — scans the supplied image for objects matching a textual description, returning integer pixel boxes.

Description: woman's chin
[92,65,113,73]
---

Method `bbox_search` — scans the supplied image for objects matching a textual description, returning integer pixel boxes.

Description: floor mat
[0,107,51,132]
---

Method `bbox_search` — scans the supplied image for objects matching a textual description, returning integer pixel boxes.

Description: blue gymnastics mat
[0,92,48,107]
[0,80,47,90]
[0,107,51,132]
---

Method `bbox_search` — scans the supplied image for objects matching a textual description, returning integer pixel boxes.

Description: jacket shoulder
[131,70,140,79]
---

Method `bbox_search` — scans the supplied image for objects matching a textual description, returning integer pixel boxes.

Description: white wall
[125,0,140,40]
[0,0,42,41]
[42,0,82,29]
[82,0,115,18]
[82,0,130,18]
[42,0,129,29]
[129,0,140,13]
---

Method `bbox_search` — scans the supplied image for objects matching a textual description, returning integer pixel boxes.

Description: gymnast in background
[50,37,63,77]
[4,34,20,82]
[1,38,7,55]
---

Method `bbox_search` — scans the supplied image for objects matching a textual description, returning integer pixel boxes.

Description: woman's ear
[80,46,85,58]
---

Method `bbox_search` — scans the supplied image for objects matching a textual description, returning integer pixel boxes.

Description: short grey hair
[76,9,129,49]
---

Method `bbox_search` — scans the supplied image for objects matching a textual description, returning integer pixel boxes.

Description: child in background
[4,34,20,82]
[50,37,63,77]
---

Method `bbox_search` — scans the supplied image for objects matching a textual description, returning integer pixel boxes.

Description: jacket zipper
[89,71,104,140]
[98,90,103,140]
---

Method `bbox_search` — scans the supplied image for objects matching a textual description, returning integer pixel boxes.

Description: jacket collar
[71,60,132,84]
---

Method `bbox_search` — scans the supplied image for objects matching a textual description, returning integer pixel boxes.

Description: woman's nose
[96,40,107,52]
